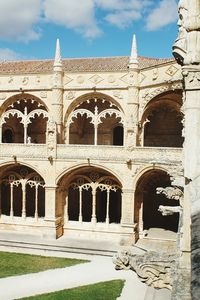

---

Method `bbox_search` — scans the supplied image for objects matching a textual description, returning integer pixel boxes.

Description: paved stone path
[0,252,147,300]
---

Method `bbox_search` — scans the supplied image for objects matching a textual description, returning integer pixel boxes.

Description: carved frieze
[64,75,73,86]
[166,65,178,76]
[113,250,177,290]
[89,74,103,84]
[183,70,200,90]
[77,75,85,84]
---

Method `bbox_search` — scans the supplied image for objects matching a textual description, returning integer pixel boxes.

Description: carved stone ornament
[46,117,57,156]
[89,74,103,84]
[183,70,200,89]
[22,77,29,85]
[152,68,158,80]
[166,65,178,76]
[113,250,178,290]
[173,0,200,65]
[0,93,7,100]
[113,90,123,99]
[77,75,85,84]
[108,75,116,83]
[40,91,47,98]
[66,91,76,100]
[156,186,183,216]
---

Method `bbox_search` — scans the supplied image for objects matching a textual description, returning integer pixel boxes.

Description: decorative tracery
[66,172,121,224]
[0,97,49,144]
[66,98,124,145]
[1,168,45,220]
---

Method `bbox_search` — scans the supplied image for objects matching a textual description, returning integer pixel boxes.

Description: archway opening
[58,167,122,227]
[1,165,45,220]
[141,92,183,147]
[66,97,124,145]
[113,126,124,146]
[135,169,179,240]
[1,95,48,144]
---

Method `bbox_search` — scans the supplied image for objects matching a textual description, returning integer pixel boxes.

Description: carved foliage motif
[113,250,177,290]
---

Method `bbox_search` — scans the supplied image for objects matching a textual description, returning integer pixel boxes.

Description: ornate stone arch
[139,83,183,119]
[64,92,125,145]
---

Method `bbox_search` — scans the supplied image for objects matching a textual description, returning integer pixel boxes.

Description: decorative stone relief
[166,65,178,76]
[156,186,183,216]
[113,90,123,99]
[140,82,183,111]
[40,91,47,98]
[22,77,29,85]
[139,73,146,83]
[66,91,76,100]
[183,70,200,89]
[120,73,129,85]
[8,76,14,83]
[89,74,103,84]
[113,250,177,290]
[108,75,116,83]
[0,93,7,100]
[152,68,158,80]
[77,75,85,84]
[46,117,57,158]
[64,75,73,86]
[35,76,40,84]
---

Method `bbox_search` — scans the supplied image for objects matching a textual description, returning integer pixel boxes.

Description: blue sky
[0,0,179,61]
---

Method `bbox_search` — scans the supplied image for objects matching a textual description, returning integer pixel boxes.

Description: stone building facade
[0,37,183,251]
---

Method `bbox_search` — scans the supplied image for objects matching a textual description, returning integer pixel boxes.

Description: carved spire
[54,38,62,69]
[129,34,138,66]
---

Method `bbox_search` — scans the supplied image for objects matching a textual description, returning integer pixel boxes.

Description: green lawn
[0,251,88,278]
[20,280,125,300]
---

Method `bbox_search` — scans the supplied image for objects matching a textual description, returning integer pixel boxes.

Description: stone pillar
[52,39,64,144]
[183,67,200,300]
[44,185,62,238]
[121,189,135,244]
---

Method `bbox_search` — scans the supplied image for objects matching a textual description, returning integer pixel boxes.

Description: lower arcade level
[0,143,181,247]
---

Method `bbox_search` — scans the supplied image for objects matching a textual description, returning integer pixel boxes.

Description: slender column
[10,183,14,219]
[34,185,38,221]
[94,124,98,145]
[64,192,69,223]
[21,181,26,219]
[106,189,110,225]
[79,187,83,222]
[66,125,70,144]
[0,125,2,143]
[0,183,1,217]
[24,124,27,144]
[91,188,97,224]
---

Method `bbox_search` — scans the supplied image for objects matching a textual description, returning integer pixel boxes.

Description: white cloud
[0,0,178,43]
[105,10,141,28]
[0,0,42,42]
[43,0,102,38]
[95,0,152,29]
[0,48,21,61]
[146,0,178,31]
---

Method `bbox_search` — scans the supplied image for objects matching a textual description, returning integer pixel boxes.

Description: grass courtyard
[20,280,125,300]
[0,251,87,278]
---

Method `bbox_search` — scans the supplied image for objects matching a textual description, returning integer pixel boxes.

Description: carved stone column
[44,185,62,238]
[126,35,139,148]
[121,189,135,243]
[52,39,64,144]
[183,67,200,300]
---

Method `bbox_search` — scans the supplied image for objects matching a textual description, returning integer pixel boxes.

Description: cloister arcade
[0,94,48,144]
[0,165,45,221]
[139,91,183,148]
[57,167,122,231]
[65,96,124,146]
[134,168,179,240]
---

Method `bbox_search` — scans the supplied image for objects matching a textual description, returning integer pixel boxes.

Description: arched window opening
[2,128,14,143]
[60,169,122,226]
[135,170,179,240]
[1,96,48,144]
[66,98,124,145]
[113,126,124,146]
[140,92,183,148]
[1,166,45,220]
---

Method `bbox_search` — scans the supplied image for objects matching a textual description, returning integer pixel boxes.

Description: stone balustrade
[0,143,182,164]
